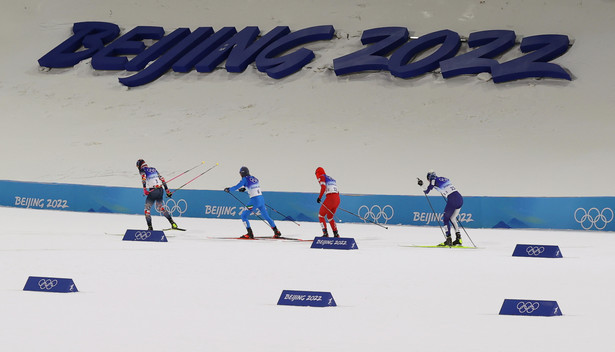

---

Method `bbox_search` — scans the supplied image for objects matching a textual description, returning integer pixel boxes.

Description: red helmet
[315,167,325,178]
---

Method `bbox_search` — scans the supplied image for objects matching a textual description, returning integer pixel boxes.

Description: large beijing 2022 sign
[38,22,572,87]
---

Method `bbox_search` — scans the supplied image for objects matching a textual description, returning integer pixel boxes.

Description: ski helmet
[136,159,146,170]
[426,170,437,181]
[315,167,325,177]
[239,166,250,177]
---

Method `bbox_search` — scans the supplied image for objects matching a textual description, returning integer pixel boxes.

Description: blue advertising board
[499,299,563,317]
[1,180,614,232]
[310,237,358,250]
[23,276,79,293]
[277,290,336,307]
[512,244,563,258]
[123,229,168,242]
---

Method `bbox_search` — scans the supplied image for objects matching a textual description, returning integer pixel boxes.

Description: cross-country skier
[315,167,340,237]
[419,170,463,246]
[224,166,282,239]
[136,159,178,231]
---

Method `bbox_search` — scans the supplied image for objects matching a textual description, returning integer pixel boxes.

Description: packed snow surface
[0,207,612,352]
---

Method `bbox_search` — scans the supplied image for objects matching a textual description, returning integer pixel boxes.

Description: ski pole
[266,204,301,226]
[457,220,476,247]
[170,163,219,194]
[437,193,476,247]
[167,161,206,183]
[226,191,270,226]
[418,178,447,239]
[338,207,389,230]
[318,202,343,223]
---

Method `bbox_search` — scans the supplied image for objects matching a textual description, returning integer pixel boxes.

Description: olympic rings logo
[38,279,58,290]
[134,231,152,240]
[358,205,394,224]
[160,199,188,217]
[574,207,614,230]
[526,246,545,256]
[516,301,540,314]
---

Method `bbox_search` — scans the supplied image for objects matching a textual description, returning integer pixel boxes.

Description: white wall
[1,0,614,196]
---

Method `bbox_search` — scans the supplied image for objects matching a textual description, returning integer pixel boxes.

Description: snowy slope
[1,207,613,352]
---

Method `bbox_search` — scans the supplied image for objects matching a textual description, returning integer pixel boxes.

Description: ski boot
[321,229,329,237]
[272,227,282,238]
[438,235,453,247]
[147,225,154,231]
[240,227,254,239]
[333,230,340,238]
[171,222,179,230]
[452,232,462,246]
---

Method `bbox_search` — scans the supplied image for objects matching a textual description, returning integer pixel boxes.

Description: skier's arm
[140,172,150,195]
[318,175,327,199]
[228,177,247,192]
[159,174,173,197]
[424,181,434,194]
[159,174,169,191]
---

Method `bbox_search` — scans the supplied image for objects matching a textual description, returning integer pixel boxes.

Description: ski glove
[238,187,246,192]
[143,189,150,196]
[417,178,423,186]
[224,187,230,193]
[316,197,321,203]
[166,190,173,198]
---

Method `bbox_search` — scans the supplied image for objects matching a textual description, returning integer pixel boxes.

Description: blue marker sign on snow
[499,299,563,317]
[277,290,336,307]
[512,244,562,258]
[123,229,168,242]
[23,276,78,293]
[310,237,358,250]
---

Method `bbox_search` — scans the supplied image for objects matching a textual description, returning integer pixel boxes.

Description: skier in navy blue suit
[224,166,282,239]
[420,170,464,246]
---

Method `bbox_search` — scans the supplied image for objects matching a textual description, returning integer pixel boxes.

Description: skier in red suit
[315,167,340,237]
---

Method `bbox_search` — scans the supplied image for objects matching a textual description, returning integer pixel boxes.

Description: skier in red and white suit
[137,159,178,231]
[315,167,340,237]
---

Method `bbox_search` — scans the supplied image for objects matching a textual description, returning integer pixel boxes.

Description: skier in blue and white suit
[423,170,464,246]
[224,166,282,239]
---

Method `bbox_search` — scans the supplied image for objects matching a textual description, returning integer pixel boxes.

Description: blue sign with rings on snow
[277,290,337,307]
[23,276,78,293]
[310,237,358,250]
[512,244,562,258]
[123,229,168,242]
[499,299,563,317]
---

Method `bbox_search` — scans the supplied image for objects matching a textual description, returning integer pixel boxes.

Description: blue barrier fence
[1,180,613,231]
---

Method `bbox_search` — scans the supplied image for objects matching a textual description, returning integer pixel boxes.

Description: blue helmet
[426,170,437,181]
[239,166,250,177]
